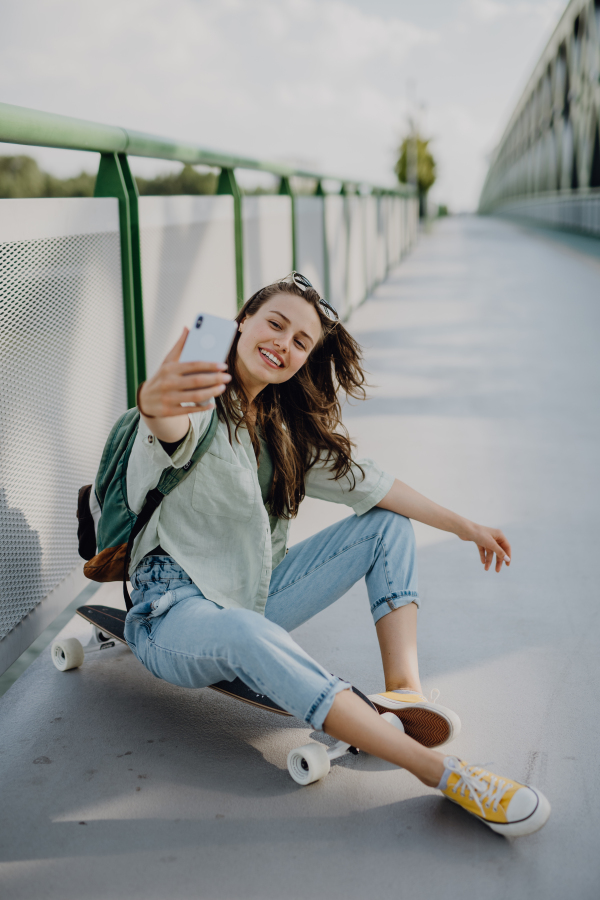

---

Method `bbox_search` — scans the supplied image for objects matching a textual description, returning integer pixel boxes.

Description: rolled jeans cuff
[307,677,352,731]
[370,590,419,625]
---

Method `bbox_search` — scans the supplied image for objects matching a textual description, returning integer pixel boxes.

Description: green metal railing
[0,101,413,406]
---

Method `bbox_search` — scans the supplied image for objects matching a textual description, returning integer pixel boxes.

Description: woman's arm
[138,328,231,443]
[377,479,511,573]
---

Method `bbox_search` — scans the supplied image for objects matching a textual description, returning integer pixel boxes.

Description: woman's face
[236,293,322,399]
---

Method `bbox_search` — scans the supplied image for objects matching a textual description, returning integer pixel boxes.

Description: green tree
[0,156,51,197]
[135,165,216,195]
[395,135,436,217]
[0,156,217,198]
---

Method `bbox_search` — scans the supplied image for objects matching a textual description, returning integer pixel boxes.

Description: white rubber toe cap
[506,786,539,822]
[488,786,551,837]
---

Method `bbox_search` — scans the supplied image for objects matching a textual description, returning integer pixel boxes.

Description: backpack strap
[123,410,219,610]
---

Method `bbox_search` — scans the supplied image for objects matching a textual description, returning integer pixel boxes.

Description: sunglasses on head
[282,271,339,322]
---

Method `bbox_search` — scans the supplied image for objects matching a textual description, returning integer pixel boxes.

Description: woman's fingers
[169,359,228,377]
[487,538,509,572]
[491,532,511,572]
[140,375,228,418]
[163,328,189,364]
[473,525,512,574]
[178,383,228,406]
[496,534,512,565]
[154,384,226,416]
[170,371,231,392]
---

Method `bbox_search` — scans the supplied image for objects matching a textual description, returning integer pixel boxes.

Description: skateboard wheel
[51,638,84,672]
[380,711,405,732]
[287,743,331,786]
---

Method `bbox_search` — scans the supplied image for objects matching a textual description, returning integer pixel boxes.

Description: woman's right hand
[138,328,231,440]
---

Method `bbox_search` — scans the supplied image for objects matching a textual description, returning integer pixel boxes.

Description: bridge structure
[479,0,600,236]
[1,18,600,894]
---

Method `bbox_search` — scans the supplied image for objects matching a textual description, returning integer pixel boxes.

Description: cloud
[469,0,511,21]
[0,0,565,209]
[0,0,440,188]
[468,0,563,26]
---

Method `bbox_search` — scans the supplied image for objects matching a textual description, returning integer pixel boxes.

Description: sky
[0,0,566,210]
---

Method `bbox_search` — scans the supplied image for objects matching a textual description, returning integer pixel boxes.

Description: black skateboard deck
[77,604,376,719]
[77,604,290,715]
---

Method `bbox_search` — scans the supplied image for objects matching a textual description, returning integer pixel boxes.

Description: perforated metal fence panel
[388,198,402,266]
[324,196,348,319]
[347,197,367,312]
[376,197,389,281]
[294,197,326,296]
[362,196,377,294]
[242,196,293,300]
[0,198,127,672]
[139,196,237,378]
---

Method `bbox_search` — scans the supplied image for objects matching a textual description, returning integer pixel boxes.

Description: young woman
[127,272,550,837]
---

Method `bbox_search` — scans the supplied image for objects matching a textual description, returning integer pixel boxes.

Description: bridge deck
[1,216,598,899]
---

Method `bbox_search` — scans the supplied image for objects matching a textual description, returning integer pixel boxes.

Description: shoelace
[445,758,514,816]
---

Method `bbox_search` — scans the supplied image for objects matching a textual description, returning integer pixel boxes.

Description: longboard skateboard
[51,604,403,785]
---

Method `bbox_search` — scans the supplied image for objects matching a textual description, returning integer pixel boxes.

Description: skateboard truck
[287,713,404,786]
[85,626,117,653]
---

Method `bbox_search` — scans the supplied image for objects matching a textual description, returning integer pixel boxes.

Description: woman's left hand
[459,523,511,573]
[377,479,511,573]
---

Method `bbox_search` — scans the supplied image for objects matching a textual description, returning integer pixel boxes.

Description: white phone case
[179,313,237,364]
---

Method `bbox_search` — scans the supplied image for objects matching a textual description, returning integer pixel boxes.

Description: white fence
[0,191,418,674]
[139,195,238,377]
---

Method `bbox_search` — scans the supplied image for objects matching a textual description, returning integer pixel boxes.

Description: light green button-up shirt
[127,410,394,616]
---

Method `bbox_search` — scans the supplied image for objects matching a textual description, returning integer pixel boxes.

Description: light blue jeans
[124,507,418,731]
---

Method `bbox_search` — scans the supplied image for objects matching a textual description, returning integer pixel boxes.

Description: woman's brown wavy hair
[217,280,367,519]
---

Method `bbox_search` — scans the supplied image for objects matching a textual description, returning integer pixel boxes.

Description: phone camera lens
[195,316,203,329]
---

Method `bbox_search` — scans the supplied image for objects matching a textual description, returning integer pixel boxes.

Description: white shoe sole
[369,695,461,748]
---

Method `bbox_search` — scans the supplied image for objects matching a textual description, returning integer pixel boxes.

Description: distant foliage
[396,135,436,217]
[0,156,217,198]
[0,156,95,198]
[395,135,436,192]
[136,165,217,195]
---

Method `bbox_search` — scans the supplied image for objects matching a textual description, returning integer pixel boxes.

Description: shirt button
[148,435,154,444]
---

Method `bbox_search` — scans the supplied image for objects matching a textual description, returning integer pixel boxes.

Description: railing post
[315,179,331,302]
[361,187,369,302]
[279,175,296,270]
[341,182,353,316]
[217,167,244,310]
[118,154,146,384]
[94,152,144,407]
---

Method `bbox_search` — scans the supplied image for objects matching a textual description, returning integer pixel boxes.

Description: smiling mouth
[259,348,283,368]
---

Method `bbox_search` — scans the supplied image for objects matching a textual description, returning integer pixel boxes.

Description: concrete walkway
[1,216,599,899]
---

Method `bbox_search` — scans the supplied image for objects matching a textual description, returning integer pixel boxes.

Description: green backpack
[77,408,218,610]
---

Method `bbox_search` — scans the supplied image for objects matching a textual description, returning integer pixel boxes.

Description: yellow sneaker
[368,689,460,747]
[439,757,551,837]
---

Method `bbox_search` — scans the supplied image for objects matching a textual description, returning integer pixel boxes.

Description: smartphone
[179,313,237,365]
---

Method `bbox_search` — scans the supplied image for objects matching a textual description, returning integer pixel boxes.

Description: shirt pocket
[191,453,255,520]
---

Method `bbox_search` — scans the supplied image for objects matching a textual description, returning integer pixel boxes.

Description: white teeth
[260,349,282,367]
